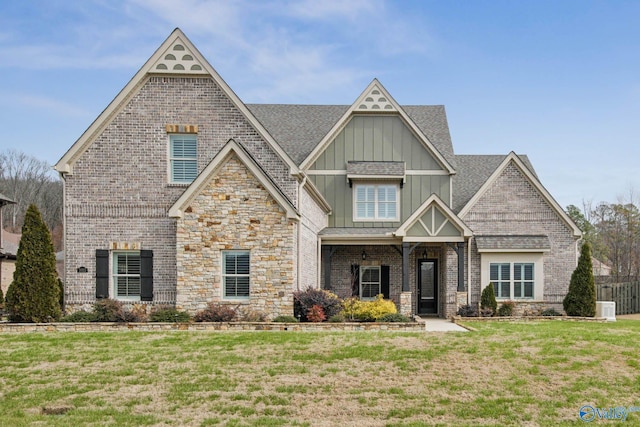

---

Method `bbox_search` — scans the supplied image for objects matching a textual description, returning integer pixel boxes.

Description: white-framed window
[489,262,535,300]
[169,134,197,183]
[354,184,399,221]
[360,266,381,299]
[223,251,250,299]
[113,251,141,301]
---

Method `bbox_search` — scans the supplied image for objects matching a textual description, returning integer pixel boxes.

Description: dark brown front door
[418,259,438,314]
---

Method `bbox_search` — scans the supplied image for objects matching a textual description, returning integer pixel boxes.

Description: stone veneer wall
[175,154,296,319]
[63,76,298,309]
[461,162,578,307]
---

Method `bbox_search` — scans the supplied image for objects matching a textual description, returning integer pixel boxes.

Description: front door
[418,259,438,314]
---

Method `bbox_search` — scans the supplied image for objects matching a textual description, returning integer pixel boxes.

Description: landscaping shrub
[377,313,411,322]
[328,314,345,323]
[293,287,341,322]
[341,295,397,321]
[480,283,497,314]
[480,307,494,317]
[272,315,299,323]
[563,242,596,317]
[149,306,191,322]
[306,305,326,322]
[457,304,478,317]
[497,301,515,317]
[235,307,267,322]
[60,311,98,322]
[5,204,61,322]
[93,299,127,322]
[541,308,562,317]
[193,303,237,322]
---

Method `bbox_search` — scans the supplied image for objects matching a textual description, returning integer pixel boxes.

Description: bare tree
[0,149,62,233]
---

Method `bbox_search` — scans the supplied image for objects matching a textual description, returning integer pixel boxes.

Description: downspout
[467,237,472,305]
[296,175,307,291]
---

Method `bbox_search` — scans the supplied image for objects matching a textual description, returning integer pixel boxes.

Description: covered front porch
[318,195,473,318]
[319,241,467,318]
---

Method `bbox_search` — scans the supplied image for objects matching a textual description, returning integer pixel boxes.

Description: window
[170,134,197,183]
[113,252,141,300]
[96,249,153,301]
[490,262,535,299]
[223,251,250,299]
[360,266,381,299]
[514,263,534,298]
[354,184,398,221]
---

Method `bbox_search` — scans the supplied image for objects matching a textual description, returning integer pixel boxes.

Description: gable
[169,140,298,220]
[395,194,472,242]
[309,115,447,171]
[459,153,581,237]
[299,80,455,174]
[55,28,299,177]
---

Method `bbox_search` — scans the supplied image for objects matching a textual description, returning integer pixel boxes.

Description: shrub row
[457,302,563,317]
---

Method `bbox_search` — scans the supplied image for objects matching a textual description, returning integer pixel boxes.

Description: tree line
[567,191,640,280]
[0,150,63,250]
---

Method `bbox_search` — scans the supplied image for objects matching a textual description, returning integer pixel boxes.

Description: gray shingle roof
[452,154,537,213]
[0,193,15,206]
[246,104,456,168]
[347,161,405,176]
[475,235,550,251]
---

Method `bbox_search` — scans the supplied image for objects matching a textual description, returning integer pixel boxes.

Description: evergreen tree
[481,282,498,312]
[563,242,596,317]
[5,204,61,322]
[0,285,3,308]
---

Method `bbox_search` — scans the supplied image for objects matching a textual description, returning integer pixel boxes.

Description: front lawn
[1,320,639,426]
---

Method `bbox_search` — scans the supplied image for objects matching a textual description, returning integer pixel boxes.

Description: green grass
[0,320,639,426]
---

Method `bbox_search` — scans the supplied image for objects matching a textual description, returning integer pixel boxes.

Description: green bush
[0,285,3,309]
[563,243,596,317]
[541,308,562,317]
[93,299,126,322]
[328,314,345,323]
[341,295,397,321]
[60,311,98,322]
[193,303,237,322]
[480,283,498,314]
[377,313,411,322]
[272,315,299,323]
[497,301,515,317]
[5,205,61,322]
[293,287,341,322]
[149,306,191,322]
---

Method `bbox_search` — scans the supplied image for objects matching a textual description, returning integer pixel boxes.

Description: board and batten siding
[308,115,451,228]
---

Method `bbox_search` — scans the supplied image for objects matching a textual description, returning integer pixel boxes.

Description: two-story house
[55,29,581,319]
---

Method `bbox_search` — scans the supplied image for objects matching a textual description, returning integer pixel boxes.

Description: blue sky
[1,0,639,210]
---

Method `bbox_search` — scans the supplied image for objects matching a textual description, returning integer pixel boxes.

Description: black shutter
[95,249,109,299]
[350,264,360,297]
[381,265,390,299]
[140,250,153,302]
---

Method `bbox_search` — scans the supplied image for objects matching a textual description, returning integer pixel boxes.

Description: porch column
[457,242,465,291]
[402,242,410,292]
[322,245,332,290]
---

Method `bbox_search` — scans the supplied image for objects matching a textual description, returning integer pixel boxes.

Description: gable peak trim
[395,193,472,240]
[150,35,208,74]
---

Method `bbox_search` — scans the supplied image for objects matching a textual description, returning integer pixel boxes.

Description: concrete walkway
[415,317,469,332]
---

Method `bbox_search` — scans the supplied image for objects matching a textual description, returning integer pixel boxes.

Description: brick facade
[63,75,304,314]
[461,162,578,309]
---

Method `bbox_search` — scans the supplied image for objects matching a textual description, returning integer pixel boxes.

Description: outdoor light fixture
[423,249,428,259]
[361,250,366,260]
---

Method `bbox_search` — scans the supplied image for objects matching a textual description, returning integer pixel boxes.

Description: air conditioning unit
[596,301,616,321]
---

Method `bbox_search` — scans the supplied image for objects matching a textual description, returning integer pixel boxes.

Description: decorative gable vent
[357,86,396,111]
[151,40,207,74]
